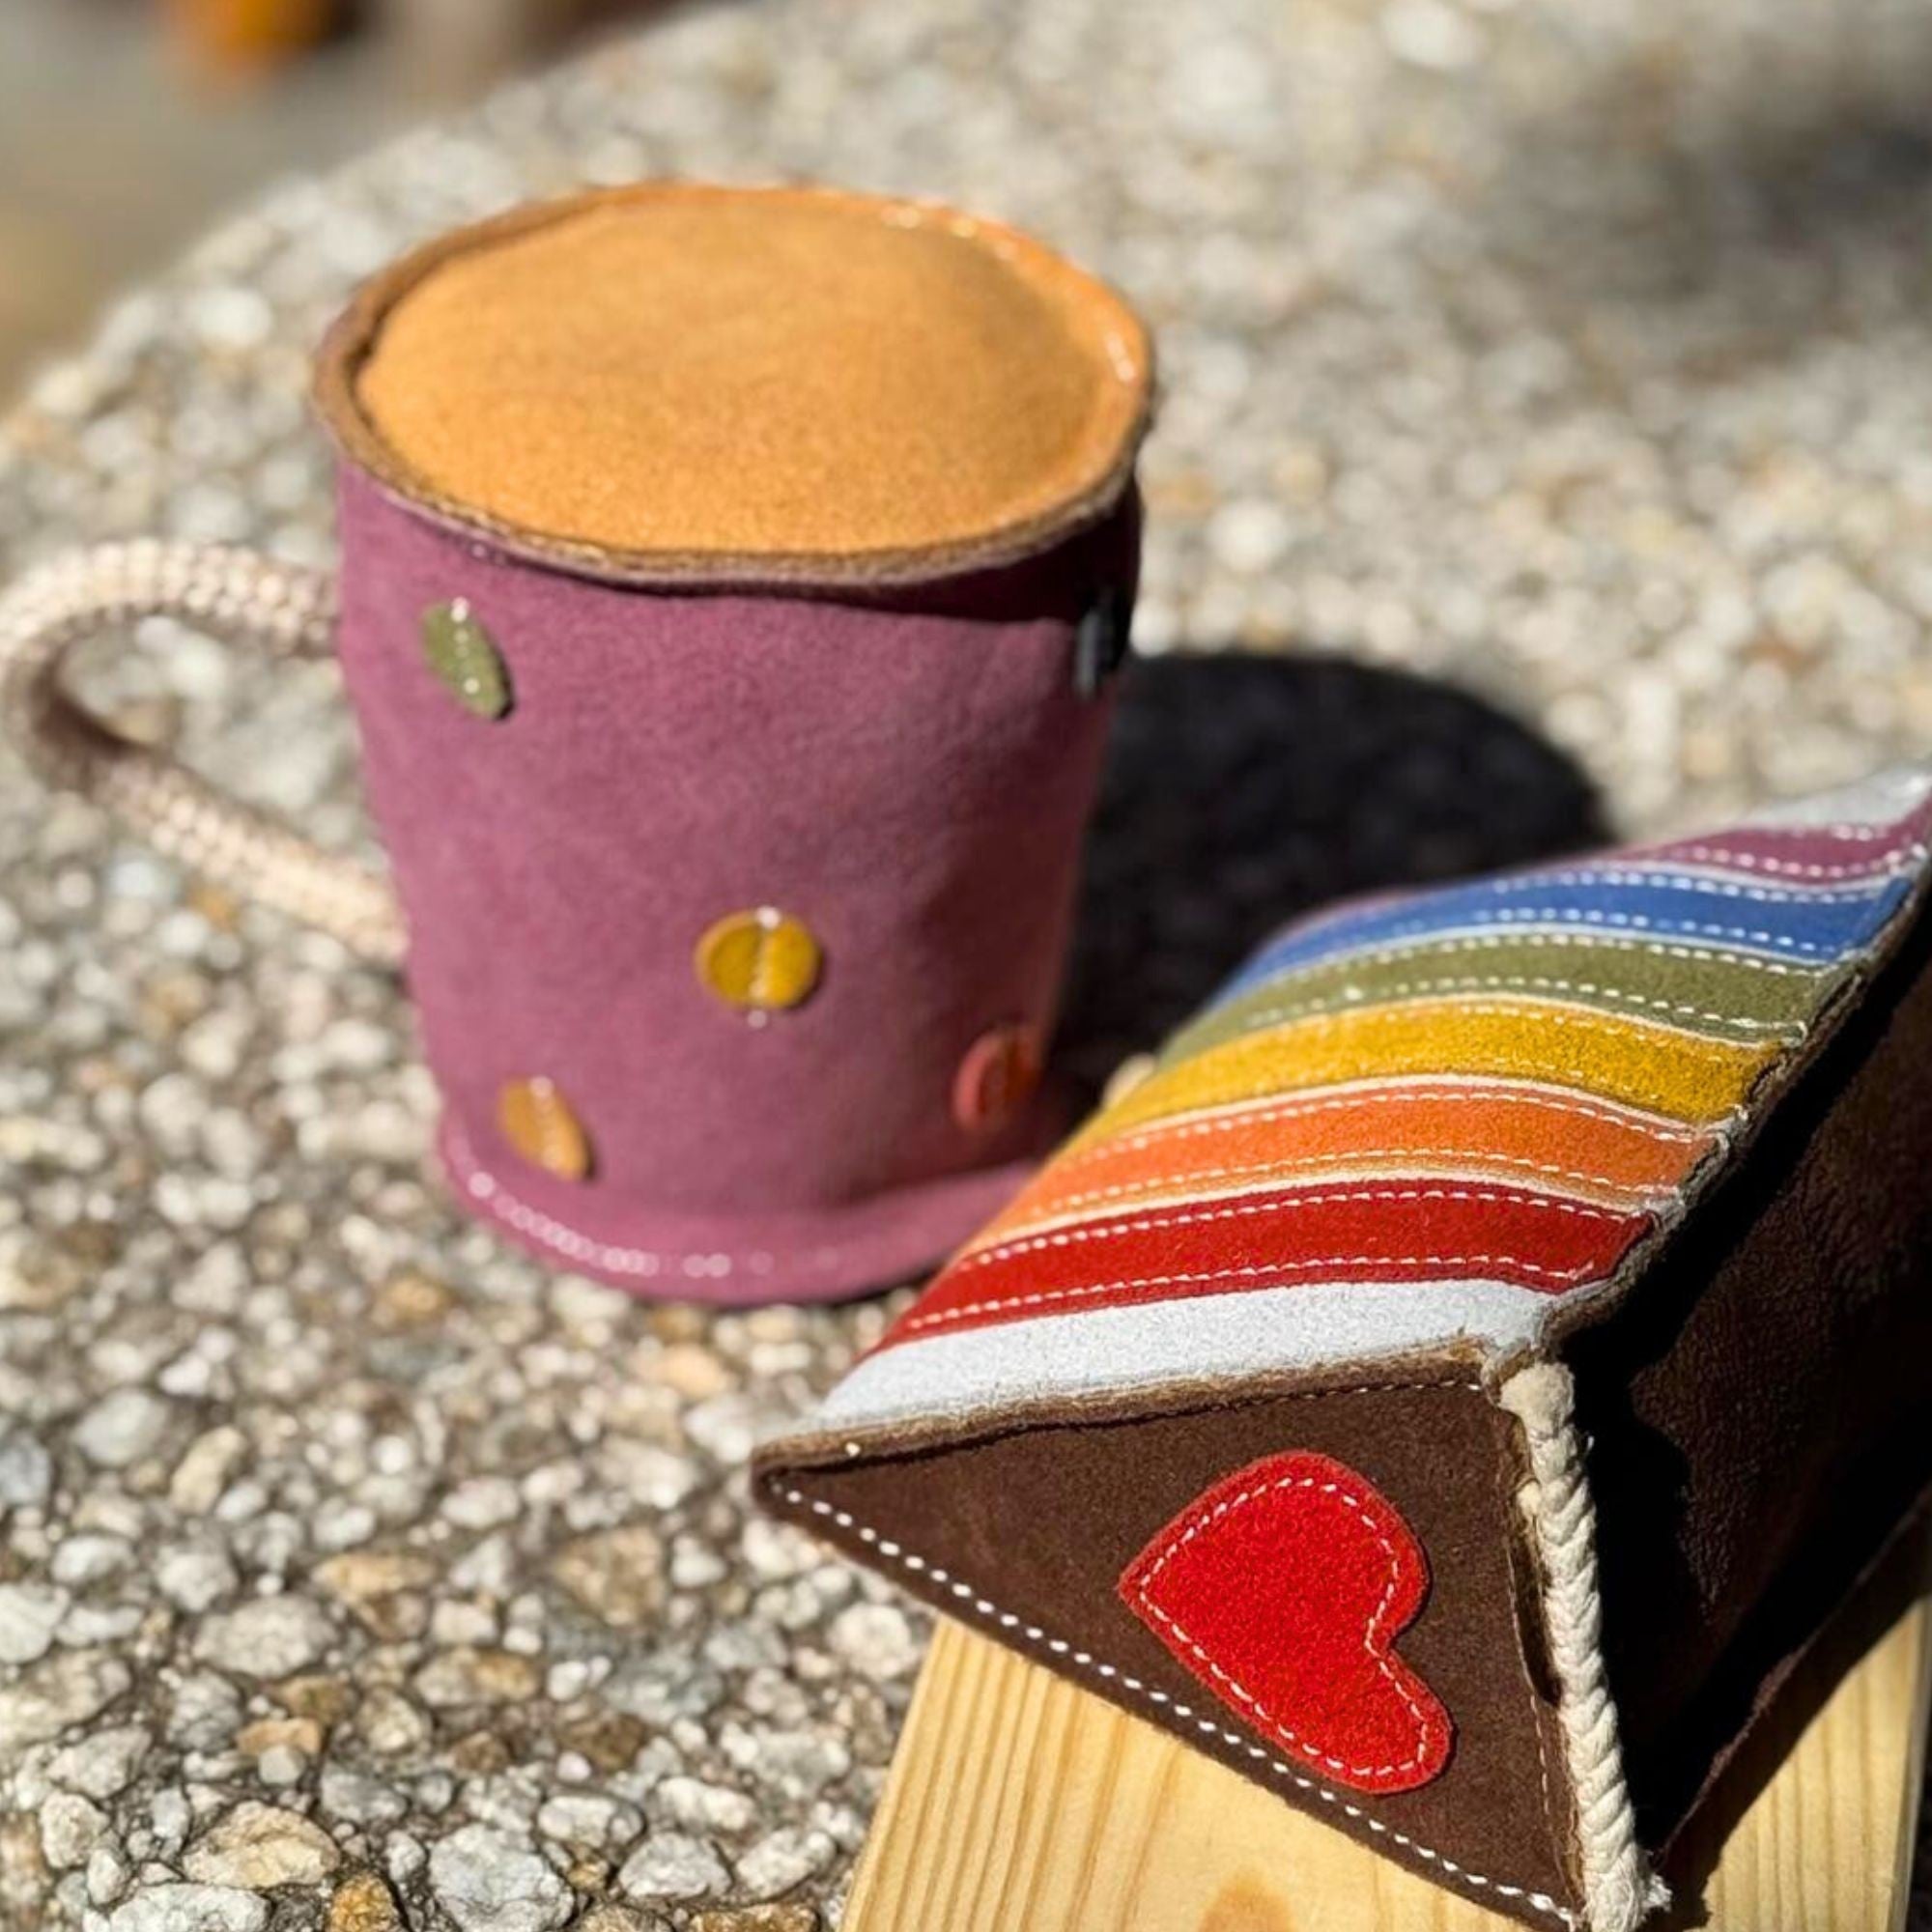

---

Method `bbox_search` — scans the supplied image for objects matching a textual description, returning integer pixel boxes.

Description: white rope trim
[0,541,404,964]
[1499,1363,1668,1932]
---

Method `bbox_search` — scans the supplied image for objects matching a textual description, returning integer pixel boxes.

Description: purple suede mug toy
[0,184,1156,1301]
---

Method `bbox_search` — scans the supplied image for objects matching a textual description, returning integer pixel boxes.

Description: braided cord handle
[0,541,404,965]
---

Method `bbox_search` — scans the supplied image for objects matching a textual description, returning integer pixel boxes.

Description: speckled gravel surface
[5,1,1932,1928]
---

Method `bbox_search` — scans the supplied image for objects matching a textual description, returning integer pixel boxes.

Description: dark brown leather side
[1571,896,1932,1854]
[763,1376,1583,1927]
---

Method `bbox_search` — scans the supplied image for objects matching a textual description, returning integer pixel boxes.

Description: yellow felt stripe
[1073,997,1775,1148]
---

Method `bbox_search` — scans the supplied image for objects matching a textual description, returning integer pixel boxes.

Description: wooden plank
[845,1592,1930,1932]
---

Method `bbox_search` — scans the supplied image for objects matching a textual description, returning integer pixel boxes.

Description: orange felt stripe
[971,1080,1717,1250]
[1070,999,1776,1148]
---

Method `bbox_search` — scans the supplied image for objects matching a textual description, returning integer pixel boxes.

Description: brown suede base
[760,1376,1586,1926]
[1569,890,1932,1855]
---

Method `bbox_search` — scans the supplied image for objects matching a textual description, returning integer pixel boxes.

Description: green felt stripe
[1165,930,1837,1063]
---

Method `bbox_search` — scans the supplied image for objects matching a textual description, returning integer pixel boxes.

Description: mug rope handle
[0,540,406,966]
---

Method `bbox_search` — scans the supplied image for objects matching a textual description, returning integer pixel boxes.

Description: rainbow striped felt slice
[813,765,1932,1435]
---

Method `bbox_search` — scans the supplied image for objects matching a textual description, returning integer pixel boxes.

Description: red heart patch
[1119,1450,1452,1795]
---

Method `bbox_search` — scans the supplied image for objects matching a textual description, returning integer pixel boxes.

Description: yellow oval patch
[696,908,822,1015]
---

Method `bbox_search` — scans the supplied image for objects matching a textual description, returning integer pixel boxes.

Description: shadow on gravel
[1056,649,1609,1094]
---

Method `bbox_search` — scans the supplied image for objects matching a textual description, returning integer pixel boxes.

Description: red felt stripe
[881,1179,1649,1349]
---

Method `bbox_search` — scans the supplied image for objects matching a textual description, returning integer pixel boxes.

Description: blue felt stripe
[1220,867,1915,1004]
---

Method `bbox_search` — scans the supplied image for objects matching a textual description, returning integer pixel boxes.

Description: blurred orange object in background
[165,0,346,77]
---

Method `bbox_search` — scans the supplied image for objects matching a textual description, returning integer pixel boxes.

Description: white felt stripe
[810,1277,1546,1435]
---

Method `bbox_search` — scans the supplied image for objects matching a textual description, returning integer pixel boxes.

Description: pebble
[62,1601,145,1647]
[40,1792,107,1870]
[534,1792,640,1849]
[740,1521,814,1584]
[169,1429,249,1515]
[618,1833,730,1903]
[427,1824,574,1932]
[51,1534,132,1586]
[87,1843,132,1907]
[554,1710,649,1776]
[167,1678,243,1762]
[384,1834,427,1885]
[156,1546,240,1614]
[315,1548,439,1621]
[235,1716,324,1759]
[283,1677,353,1728]
[1207,498,1293,576]
[596,1441,702,1512]
[652,1777,757,1836]
[440,1476,522,1531]
[728,1730,848,1802]
[313,1546,439,1638]
[1379,0,1484,70]
[0,1423,52,1507]
[150,1788,194,1851]
[429,1599,497,1647]
[326,1871,404,1932]
[318,1766,408,1827]
[412,1646,541,1708]
[193,1597,335,1678]
[735,1828,834,1900]
[259,1746,310,1787]
[671,1543,729,1590]
[579,1911,665,1932]
[106,1884,269,1932]
[0,1652,130,1756]
[682,1394,769,1465]
[355,1689,431,1756]
[692,1911,818,1932]
[825,1604,923,1681]
[551,1524,666,1629]
[314,1018,394,1073]
[0,1581,69,1663]
[182,1803,341,1889]
[48,1724,152,1800]
[71,1390,173,1469]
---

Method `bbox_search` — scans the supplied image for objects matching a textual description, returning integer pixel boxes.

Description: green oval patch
[421,599,512,720]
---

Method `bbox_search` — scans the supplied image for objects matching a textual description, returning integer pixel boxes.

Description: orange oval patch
[497,1076,592,1181]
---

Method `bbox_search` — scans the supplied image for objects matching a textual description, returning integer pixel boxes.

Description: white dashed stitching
[766,1477,1579,1927]
[953,1183,1624,1277]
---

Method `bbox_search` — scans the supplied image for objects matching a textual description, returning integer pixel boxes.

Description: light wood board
[845,1595,1930,1932]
